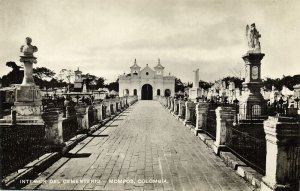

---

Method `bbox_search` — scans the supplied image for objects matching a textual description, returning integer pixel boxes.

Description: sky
[0,0,300,83]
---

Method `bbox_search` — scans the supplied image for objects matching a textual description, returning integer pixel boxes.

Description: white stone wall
[119,65,175,100]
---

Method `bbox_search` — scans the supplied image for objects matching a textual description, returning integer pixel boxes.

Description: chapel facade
[119,59,175,100]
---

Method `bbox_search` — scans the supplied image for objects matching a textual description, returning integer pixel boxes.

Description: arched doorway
[164,89,171,97]
[141,84,153,100]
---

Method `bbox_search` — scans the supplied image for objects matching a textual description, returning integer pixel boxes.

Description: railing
[0,125,46,177]
[225,122,266,174]
[102,105,106,119]
[87,107,94,127]
[190,107,196,126]
[202,103,219,140]
[286,145,300,191]
[206,115,217,140]
[110,104,114,115]
[181,105,186,119]
[42,96,65,112]
[62,116,78,142]
[175,102,179,115]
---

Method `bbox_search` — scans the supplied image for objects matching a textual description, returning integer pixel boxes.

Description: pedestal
[42,111,65,147]
[14,85,42,116]
[261,116,300,191]
[14,58,43,122]
[239,52,266,120]
[194,102,209,135]
[173,99,178,114]
[75,103,88,132]
[213,107,235,154]
[184,101,195,124]
[189,88,201,102]
[170,97,174,111]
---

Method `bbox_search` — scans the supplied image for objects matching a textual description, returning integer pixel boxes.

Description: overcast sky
[0,0,300,83]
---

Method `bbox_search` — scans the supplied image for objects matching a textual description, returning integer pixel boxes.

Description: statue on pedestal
[246,23,261,53]
[20,37,38,56]
[20,37,38,63]
[14,37,42,117]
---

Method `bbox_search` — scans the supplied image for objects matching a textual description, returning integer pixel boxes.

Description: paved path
[24,101,253,191]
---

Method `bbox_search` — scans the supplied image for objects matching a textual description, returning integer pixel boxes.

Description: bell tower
[130,58,141,78]
[154,58,164,77]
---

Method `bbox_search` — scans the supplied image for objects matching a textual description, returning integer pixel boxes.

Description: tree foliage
[199,80,213,90]
[175,78,185,92]
[221,76,244,89]
[263,75,300,91]
[33,67,56,80]
[1,61,23,86]
[57,69,74,83]
[105,79,119,92]
[82,73,105,90]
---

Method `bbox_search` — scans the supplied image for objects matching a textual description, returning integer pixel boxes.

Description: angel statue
[246,23,261,53]
[20,37,38,56]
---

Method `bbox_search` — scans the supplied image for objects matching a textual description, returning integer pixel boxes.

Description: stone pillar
[94,104,103,121]
[239,53,266,120]
[42,111,65,147]
[213,106,236,154]
[189,69,201,101]
[194,102,209,135]
[194,69,199,88]
[170,97,174,111]
[106,101,112,117]
[75,103,88,132]
[184,100,195,124]
[173,98,178,114]
[261,116,300,191]
[14,37,42,118]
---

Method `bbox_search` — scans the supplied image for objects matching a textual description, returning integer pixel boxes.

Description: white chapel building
[119,59,175,100]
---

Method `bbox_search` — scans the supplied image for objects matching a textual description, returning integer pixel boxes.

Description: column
[213,106,236,154]
[75,103,88,132]
[42,111,65,147]
[261,116,300,191]
[173,98,178,114]
[184,100,195,124]
[170,97,174,111]
[194,102,209,136]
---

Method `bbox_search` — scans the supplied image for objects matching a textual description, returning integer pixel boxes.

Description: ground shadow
[89,134,109,137]
[107,124,118,127]
[64,153,92,158]
[113,118,124,121]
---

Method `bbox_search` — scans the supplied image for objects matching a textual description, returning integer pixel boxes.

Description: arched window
[133,89,137,96]
[157,89,161,96]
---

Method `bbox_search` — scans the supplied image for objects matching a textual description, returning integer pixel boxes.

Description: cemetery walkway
[24,101,252,191]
